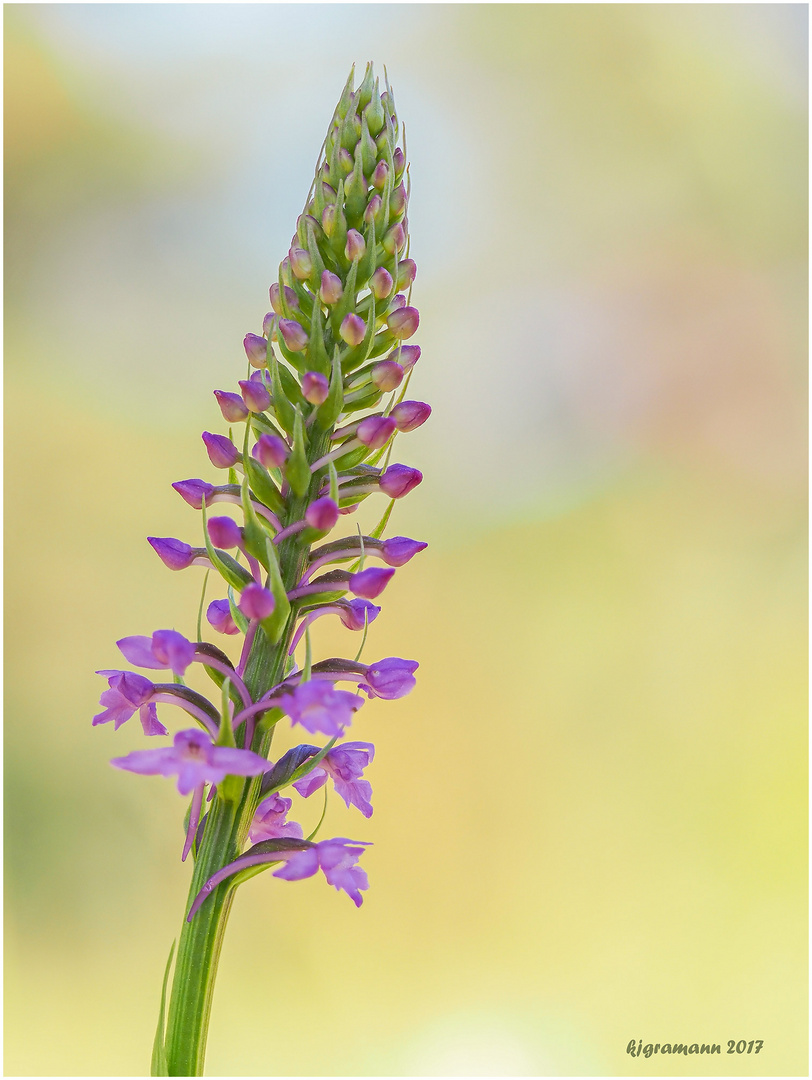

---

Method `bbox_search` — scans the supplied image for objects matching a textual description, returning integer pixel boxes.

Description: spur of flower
[91,62,429,1077]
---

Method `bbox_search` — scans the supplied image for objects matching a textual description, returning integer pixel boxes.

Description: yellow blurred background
[5,4,807,1076]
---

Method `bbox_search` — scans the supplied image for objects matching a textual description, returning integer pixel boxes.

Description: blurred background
[4,4,807,1076]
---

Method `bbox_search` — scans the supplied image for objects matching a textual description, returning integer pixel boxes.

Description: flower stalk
[92,63,429,1076]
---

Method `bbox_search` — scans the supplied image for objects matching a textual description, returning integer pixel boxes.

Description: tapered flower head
[253,433,288,469]
[207,516,242,550]
[171,479,215,510]
[214,390,249,423]
[350,566,394,599]
[379,464,423,499]
[243,333,268,367]
[392,400,431,432]
[239,583,275,621]
[112,728,268,795]
[381,536,428,566]
[387,305,419,339]
[357,415,396,449]
[239,378,272,413]
[202,432,240,469]
[278,318,309,352]
[148,536,196,571]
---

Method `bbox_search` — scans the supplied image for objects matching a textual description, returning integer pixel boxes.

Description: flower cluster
[94,64,426,913]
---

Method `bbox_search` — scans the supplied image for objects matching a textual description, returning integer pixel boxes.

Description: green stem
[162,428,330,1076]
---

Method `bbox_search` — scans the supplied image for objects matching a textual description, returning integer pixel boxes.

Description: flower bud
[305,497,339,532]
[239,583,275,621]
[382,223,406,255]
[206,599,239,636]
[269,283,299,314]
[392,344,420,371]
[364,194,382,224]
[371,160,389,190]
[379,463,423,499]
[363,656,418,699]
[202,431,240,469]
[172,478,215,510]
[319,270,343,306]
[391,400,431,432]
[371,360,404,392]
[243,333,267,367]
[207,516,242,549]
[390,182,407,216]
[370,266,393,300]
[321,203,337,237]
[338,598,381,630]
[262,311,275,338]
[393,147,405,178]
[253,433,288,469]
[337,147,353,177]
[381,536,428,566]
[214,390,249,423]
[289,247,313,280]
[387,306,419,339]
[148,536,195,571]
[238,378,272,413]
[302,371,329,405]
[350,567,395,600]
[396,259,417,288]
[345,229,366,262]
[340,313,366,347]
[389,293,406,311]
[278,318,309,352]
[357,415,397,448]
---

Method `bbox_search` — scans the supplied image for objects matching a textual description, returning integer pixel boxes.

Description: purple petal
[273,847,320,881]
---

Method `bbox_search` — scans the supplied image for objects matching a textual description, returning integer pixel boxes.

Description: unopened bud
[396,259,417,288]
[381,536,428,566]
[389,293,406,311]
[340,313,366,347]
[370,266,393,300]
[253,433,288,469]
[321,204,337,238]
[269,283,299,314]
[319,270,343,305]
[207,599,239,636]
[202,432,240,469]
[305,497,339,532]
[391,400,431,432]
[357,415,397,449]
[262,311,276,337]
[390,182,407,216]
[371,360,404,392]
[207,516,242,549]
[278,318,309,352]
[382,223,406,255]
[239,583,275,621]
[238,378,271,413]
[302,371,330,405]
[214,390,249,423]
[244,333,267,367]
[364,194,382,224]
[172,479,215,510]
[337,147,353,177]
[390,344,420,371]
[350,566,395,600]
[148,536,196,571]
[379,463,422,499]
[393,147,405,178]
[345,229,366,262]
[371,160,389,191]
[386,305,419,339]
[289,247,313,281]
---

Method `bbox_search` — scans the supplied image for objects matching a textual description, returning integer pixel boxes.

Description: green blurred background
[5,4,807,1075]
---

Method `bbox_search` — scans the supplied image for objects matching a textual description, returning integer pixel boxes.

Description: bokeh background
[4,4,807,1076]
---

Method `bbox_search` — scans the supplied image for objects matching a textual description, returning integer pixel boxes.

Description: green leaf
[269,353,296,434]
[284,409,311,498]
[216,680,237,748]
[244,454,285,516]
[240,468,271,569]
[150,940,175,1077]
[260,537,291,643]
[369,498,396,539]
[314,346,345,431]
[227,585,250,635]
